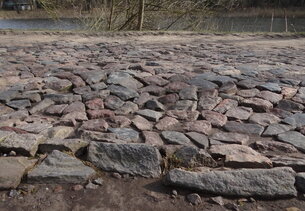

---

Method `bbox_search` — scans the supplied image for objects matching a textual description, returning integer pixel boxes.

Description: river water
[0,17,304,32]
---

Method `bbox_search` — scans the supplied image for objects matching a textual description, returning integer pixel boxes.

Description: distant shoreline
[1,7,305,20]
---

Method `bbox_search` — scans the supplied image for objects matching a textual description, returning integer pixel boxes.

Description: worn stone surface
[296,173,305,193]
[186,132,209,149]
[161,131,193,146]
[224,121,265,136]
[166,110,199,121]
[254,140,299,154]
[0,133,45,156]
[79,119,109,132]
[271,156,305,172]
[198,96,222,111]
[87,142,161,178]
[16,123,53,134]
[174,146,217,168]
[142,131,164,146]
[209,144,272,168]
[38,138,88,155]
[28,150,95,184]
[249,113,281,126]
[226,106,253,120]
[213,99,238,114]
[283,113,305,128]
[108,128,139,142]
[241,98,273,112]
[136,109,163,122]
[263,124,295,136]
[44,126,75,139]
[155,117,179,131]
[0,157,37,190]
[257,91,283,104]
[2,34,305,199]
[201,110,227,127]
[165,167,297,198]
[277,131,305,153]
[132,115,153,131]
[210,131,249,145]
[183,120,212,135]
[277,100,304,112]
[108,85,139,101]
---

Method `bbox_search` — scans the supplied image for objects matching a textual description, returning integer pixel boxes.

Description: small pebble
[93,178,104,186]
[8,190,20,198]
[225,202,239,211]
[9,151,16,156]
[186,193,202,205]
[85,182,99,190]
[112,172,122,179]
[53,185,63,193]
[71,184,83,191]
[209,196,224,206]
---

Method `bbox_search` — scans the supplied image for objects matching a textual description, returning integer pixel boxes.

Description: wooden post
[284,8,288,32]
[270,10,274,32]
[137,0,144,31]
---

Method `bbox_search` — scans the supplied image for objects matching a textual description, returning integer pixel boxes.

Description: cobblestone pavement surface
[0,32,305,210]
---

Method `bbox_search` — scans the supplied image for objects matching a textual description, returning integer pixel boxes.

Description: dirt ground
[0,31,305,211]
[1,174,305,211]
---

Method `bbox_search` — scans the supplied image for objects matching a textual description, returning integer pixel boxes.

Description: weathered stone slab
[108,128,139,142]
[183,120,212,135]
[136,109,163,122]
[132,115,153,131]
[283,113,305,128]
[0,157,37,190]
[257,82,281,93]
[209,144,272,168]
[7,99,31,110]
[166,110,199,121]
[277,100,304,112]
[174,146,216,168]
[164,167,297,198]
[254,140,298,154]
[0,130,14,142]
[0,133,45,156]
[198,97,222,110]
[28,150,95,184]
[278,131,305,153]
[263,124,295,136]
[186,132,209,149]
[29,98,55,114]
[249,113,281,126]
[107,72,142,90]
[271,156,305,172]
[201,110,227,127]
[87,142,161,178]
[44,94,81,104]
[296,173,305,193]
[225,106,253,120]
[142,131,164,146]
[241,98,273,112]
[155,117,179,131]
[210,132,249,145]
[16,123,53,134]
[38,138,88,155]
[108,85,139,101]
[161,131,193,146]
[224,121,265,136]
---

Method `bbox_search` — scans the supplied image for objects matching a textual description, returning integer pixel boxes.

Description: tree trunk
[137,0,144,31]
[108,0,114,30]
